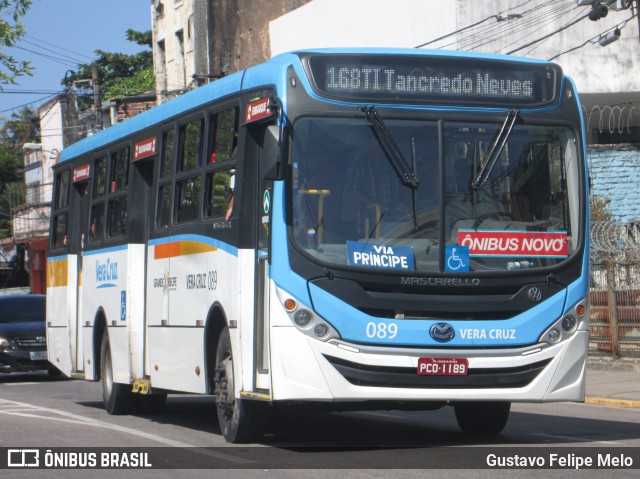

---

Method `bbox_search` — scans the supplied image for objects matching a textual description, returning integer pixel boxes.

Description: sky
[1,0,152,123]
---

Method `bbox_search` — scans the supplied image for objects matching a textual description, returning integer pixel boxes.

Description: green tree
[0,106,39,237]
[590,195,613,222]
[0,0,32,86]
[62,29,154,106]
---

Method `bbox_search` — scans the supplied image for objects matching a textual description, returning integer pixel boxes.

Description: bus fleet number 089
[366,322,398,339]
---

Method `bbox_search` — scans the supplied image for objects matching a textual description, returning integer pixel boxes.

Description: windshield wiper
[472,109,519,190]
[359,105,419,189]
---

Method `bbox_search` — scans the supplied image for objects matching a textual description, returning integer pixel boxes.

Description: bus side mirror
[263,125,284,181]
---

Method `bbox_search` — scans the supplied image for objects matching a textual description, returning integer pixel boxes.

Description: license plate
[417,357,468,376]
[30,351,48,361]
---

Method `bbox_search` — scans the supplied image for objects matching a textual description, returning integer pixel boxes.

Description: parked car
[0,294,56,375]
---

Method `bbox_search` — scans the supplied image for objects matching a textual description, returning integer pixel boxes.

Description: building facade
[151,0,312,103]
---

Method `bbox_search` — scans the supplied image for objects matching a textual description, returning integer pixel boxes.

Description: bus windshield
[291,116,581,273]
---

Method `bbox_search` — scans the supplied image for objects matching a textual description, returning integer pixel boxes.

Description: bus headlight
[276,287,340,342]
[294,309,313,327]
[538,298,588,345]
[313,324,329,338]
[561,315,577,333]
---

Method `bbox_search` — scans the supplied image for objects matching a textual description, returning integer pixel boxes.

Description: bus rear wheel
[100,332,135,415]
[213,327,264,443]
[454,401,511,435]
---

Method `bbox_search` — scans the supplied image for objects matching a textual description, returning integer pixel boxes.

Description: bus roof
[57,48,558,165]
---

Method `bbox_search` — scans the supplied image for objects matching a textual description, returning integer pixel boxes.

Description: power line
[0,94,59,114]
[21,39,88,65]
[493,2,581,54]
[415,16,496,49]
[414,0,540,48]
[461,0,572,50]
[12,46,79,68]
[460,1,577,52]
[416,0,569,50]
[549,14,637,60]
[1,89,63,95]
[522,6,587,56]
[506,11,590,55]
[24,34,95,61]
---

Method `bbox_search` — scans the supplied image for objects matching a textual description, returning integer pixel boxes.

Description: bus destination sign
[304,54,560,107]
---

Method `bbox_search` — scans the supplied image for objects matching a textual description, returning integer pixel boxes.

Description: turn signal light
[284,299,297,311]
[576,304,586,316]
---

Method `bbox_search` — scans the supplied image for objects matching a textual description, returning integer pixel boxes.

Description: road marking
[0,398,255,464]
[1,382,41,386]
[360,411,407,420]
[533,432,621,445]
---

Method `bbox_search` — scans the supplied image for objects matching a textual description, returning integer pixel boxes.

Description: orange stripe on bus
[154,241,217,259]
[47,259,68,288]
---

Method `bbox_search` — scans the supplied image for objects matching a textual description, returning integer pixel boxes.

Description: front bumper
[269,327,588,403]
[0,348,49,373]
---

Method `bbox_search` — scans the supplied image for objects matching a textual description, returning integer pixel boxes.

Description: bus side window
[94,156,107,197]
[110,147,129,192]
[106,146,130,238]
[156,129,175,229]
[175,175,202,223]
[107,196,127,237]
[90,204,104,241]
[204,169,234,219]
[156,183,172,229]
[204,106,238,220]
[174,119,204,224]
[209,107,238,164]
[51,169,70,249]
[178,119,204,172]
[89,156,107,242]
[160,129,175,177]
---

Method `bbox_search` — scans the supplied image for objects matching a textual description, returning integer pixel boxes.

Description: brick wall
[589,144,640,222]
[114,100,157,123]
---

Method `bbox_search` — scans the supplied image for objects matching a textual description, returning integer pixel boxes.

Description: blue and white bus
[47,48,589,443]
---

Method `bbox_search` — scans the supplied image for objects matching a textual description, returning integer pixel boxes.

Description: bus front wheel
[454,401,510,434]
[213,327,264,443]
[100,332,135,415]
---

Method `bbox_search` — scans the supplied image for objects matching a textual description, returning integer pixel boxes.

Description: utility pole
[92,63,102,130]
[636,0,640,45]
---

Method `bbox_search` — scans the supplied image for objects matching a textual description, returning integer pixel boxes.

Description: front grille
[324,355,551,389]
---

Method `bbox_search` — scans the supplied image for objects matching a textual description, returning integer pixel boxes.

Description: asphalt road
[0,371,639,478]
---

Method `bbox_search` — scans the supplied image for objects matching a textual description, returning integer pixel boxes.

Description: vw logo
[36,336,46,343]
[528,287,543,303]
[430,322,455,343]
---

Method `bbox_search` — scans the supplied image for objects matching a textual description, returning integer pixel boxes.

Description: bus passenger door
[253,129,275,393]
[73,179,89,372]
[130,155,155,381]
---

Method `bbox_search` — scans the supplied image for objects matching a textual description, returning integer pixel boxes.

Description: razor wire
[591,220,640,261]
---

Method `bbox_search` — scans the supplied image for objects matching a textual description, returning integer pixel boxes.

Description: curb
[587,358,640,373]
[585,397,640,409]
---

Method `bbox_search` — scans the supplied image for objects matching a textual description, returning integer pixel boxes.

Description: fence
[589,221,640,357]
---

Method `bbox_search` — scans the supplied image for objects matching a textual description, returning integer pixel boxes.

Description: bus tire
[454,401,510,435]
[213,327,264,443]
[100,332,135,415]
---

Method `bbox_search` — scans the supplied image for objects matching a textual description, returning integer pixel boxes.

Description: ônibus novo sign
[458,229,568,258]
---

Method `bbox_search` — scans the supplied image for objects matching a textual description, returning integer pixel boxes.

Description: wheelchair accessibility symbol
[445,246,470,272]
